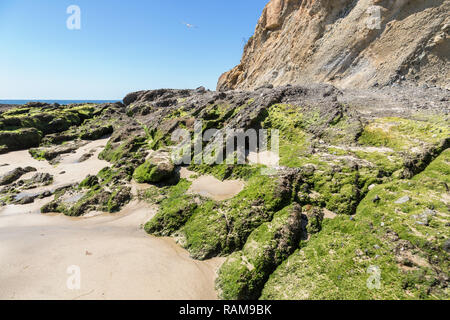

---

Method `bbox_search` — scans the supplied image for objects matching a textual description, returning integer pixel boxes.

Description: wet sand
[0,141,224,300]
[188,175,245,201]
[0,138,111,194]
[0,201,222,300]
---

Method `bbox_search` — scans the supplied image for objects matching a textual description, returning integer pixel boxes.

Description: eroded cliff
[218,0,449,91]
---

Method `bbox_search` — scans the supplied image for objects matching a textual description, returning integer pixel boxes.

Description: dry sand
[247,151,280,167]
[0,140,224,300]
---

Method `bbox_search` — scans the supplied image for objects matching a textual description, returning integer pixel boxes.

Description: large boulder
[133,151,176,183]
[216,204,308,300]
[0,128,41,153]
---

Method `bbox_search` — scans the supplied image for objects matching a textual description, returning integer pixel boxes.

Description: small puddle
[188,175,245,201]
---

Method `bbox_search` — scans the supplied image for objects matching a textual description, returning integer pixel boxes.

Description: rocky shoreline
[0,83,449,299]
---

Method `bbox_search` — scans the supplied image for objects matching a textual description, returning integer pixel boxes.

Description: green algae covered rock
[216,204,310,300]
[133,151,175,183]
[261,150,450,300]
[41,166,133,217]
[0,128,41,153]
[179,171,298,260]
[144,179,198,236]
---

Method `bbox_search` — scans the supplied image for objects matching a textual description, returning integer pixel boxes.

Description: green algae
[216,204,308,300]
[133,158,175,183]
[179,173,294,259]
[144,179,200,236]
[260,149,450,300]
[359,117,449,151]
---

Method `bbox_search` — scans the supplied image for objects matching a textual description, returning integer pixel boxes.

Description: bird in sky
[182,21,198,29]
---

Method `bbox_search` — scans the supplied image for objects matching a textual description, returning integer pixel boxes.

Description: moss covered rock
[0,166,37,185]
[178,171,297,260]
[0,128,41,153]
[79,124,113,140]
[133,151,175,183]
[261,150,450,300]
[144,179,199,236]
[41,166,133,216]
[216,204,310,300]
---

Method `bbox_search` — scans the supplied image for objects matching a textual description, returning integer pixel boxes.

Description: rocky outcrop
[218,0,450,91]
[216,204,307,300]
[0,128,41,153]
[133,150,176,183]
[29,140,88,163]
[1,79,449,300]
[0,167,36,186]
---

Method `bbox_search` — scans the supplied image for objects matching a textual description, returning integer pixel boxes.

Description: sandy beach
[0,140,223,300]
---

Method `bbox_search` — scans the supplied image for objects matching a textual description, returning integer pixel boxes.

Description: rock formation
[218,0,449,91]
[1,0,449,301]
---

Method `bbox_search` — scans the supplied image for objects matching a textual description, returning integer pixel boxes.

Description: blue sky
[0,0,268,100]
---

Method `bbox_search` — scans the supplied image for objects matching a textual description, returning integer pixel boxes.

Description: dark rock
[29,142,83,161]
[17,196,36,205]
[195,86,206,94]
[24,102,50,109]
[79,175,99,188]
[80,124,113,140]
[78,153,93,163]
[42,133,78,145]
[0,167,36,185]
[39,191,52,199]
[256,83,274,91]
[29,172,53,184]
[123,92,141,106]
[0,128,41,153]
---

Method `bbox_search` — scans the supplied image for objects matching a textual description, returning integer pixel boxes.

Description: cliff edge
[218,0,449,91]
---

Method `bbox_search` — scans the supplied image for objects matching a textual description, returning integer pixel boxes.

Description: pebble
[395,196,410,204]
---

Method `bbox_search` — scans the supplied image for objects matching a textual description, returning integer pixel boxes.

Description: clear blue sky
[0,0,268,100]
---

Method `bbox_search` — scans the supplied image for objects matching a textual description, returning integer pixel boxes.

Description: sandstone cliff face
[218,0,449,91]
